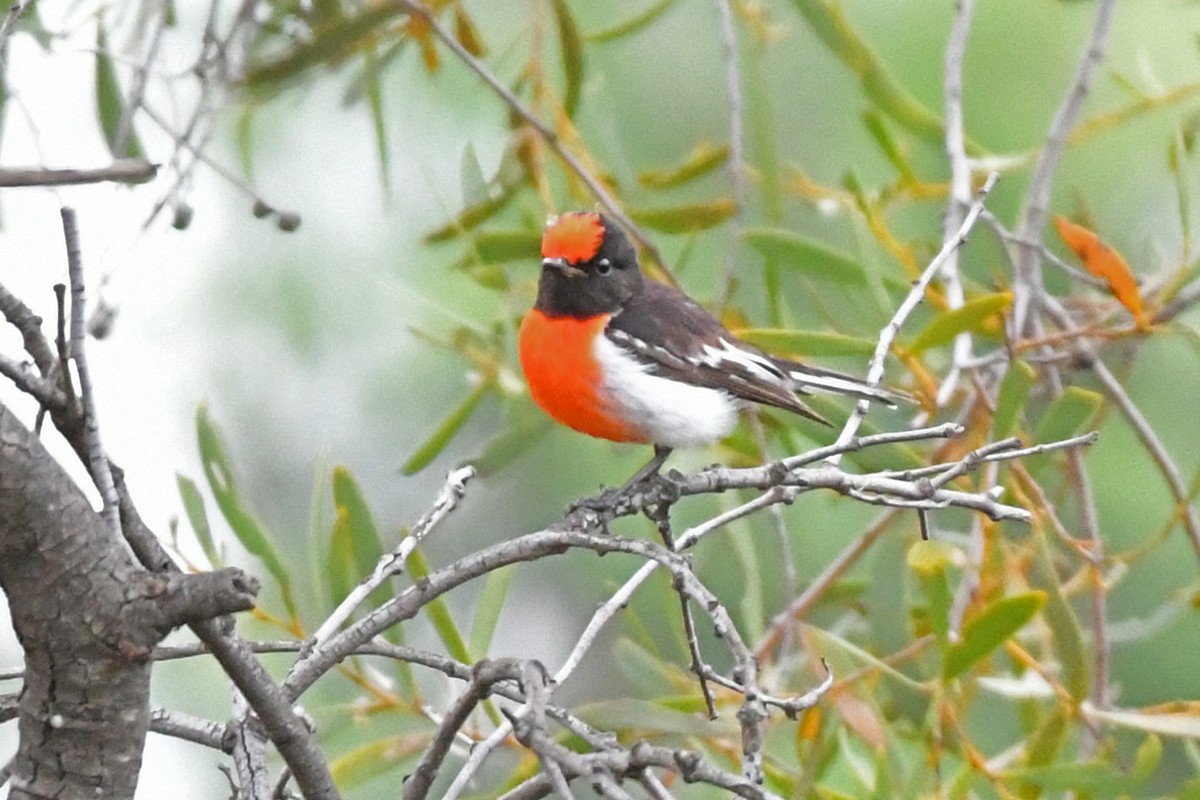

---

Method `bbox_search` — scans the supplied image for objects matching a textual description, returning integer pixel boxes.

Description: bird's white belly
[593,335,739,449]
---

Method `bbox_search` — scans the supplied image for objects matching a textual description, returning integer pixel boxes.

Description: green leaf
[550,0,583,117]
[1033,386,1102,445]
[1085,706,1200,738]
[95,19,145,160]
[743,228,867,286]
[993,359,1037,440]
[629,199,736,233]
[735,328,877,357]
[196,404,296,617]
[611,638,677,696]
[576,698,733,737]
[790,0,955,149]
[943,592,1045,680]
[407,548,471,663]
[907,292,1012,354]
[424,178,521,242]
[1029,530,1089,701]
[176,473,221,568]
[586,0,676,42]
[332,466,384,575]
[726,514,764,643]
[328,507,357,606]
[801,623,927,692]
[908,540,955,646]
[471,414,552,477]
[862,110,913,179]
[1024,705,1070,774]
[470,229,540,264]
[329,734,426,789]
[243,5,404,89]
[328,467,386,609]
[1003,735,1161,794]
[460,143,489,210]
[401,381,489,475]
[362,44,391,196]
[638,141,730,189]
[469,564,515,659]
[235,107,256,179]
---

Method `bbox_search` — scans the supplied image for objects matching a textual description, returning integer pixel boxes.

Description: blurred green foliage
[56,0,1200,795]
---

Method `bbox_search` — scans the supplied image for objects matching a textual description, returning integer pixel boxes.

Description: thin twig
[754,509,902,660]
[0,0,30,52]
[0,160,158,187]
[935,0,976,409]
[114,2,170,156]
[310,465,475,645]
[881,431,1099,482]
[149,708,226,751]
[396,0,666,272]
[829,171,998,459]
[61,208,122,540]
[1010,0,1117,335]
[714,0,745,307]
[229,686,272,800]
[1042,296,1200,560]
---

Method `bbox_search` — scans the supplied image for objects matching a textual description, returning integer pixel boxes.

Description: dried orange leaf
[1053,216,1145,328]
[406,14,439,72]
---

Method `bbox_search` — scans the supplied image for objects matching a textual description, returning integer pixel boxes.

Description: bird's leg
[623,444,673,490]
[569,445,674,515]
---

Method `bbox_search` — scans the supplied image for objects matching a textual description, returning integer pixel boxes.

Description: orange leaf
[405,15,440,72]
[1053,216,1146,329]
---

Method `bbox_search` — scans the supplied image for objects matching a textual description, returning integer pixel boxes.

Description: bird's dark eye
[595,258,613,276]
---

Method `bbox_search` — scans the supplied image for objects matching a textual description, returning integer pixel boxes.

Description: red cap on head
[542,212,604,264]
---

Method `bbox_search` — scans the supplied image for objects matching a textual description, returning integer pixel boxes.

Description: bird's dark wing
[605,281,831,423]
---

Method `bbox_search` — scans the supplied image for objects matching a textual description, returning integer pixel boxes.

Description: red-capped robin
[518,211,905,482]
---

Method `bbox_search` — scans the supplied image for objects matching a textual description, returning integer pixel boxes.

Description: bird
[518,211,906,486]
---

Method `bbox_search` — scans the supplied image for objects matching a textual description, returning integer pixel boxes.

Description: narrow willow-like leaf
[629,199,736,233]
[330,467,385,612]
[95,20,145,160]
[329,734,426,789]
[551,0,583,117]
[586,0,676,42]
[743,228,867,285]
[791,0,950,148]
[176,473,220,568]
[993,359,1036,440]
[401,381,489,475]
[1003,735,1161,794]
[637,141,730,189]
[1030,530,1089,701]
[943,592,1045,680]
[862,110,913,179]
[197,404,296,617]
[1033,386,1102,445]
[244,5,403,88]
[908,539,956,646]
[407,548,471,664]
[470,229,540,263]
[576,698,733,738]
[907,292,1011,354]
[362,44,391,196]
[471,414,551,477]
[468,564,515,659]
[424,179,521,242]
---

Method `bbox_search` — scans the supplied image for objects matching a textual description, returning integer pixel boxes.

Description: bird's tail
[781,361,912,407]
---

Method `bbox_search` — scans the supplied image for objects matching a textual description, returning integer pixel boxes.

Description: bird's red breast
[518,308,647,443]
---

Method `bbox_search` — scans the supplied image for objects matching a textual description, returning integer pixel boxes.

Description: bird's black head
[534,211,643,318]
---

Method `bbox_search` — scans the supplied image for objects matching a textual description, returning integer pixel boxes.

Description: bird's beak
[542,257,586,278]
